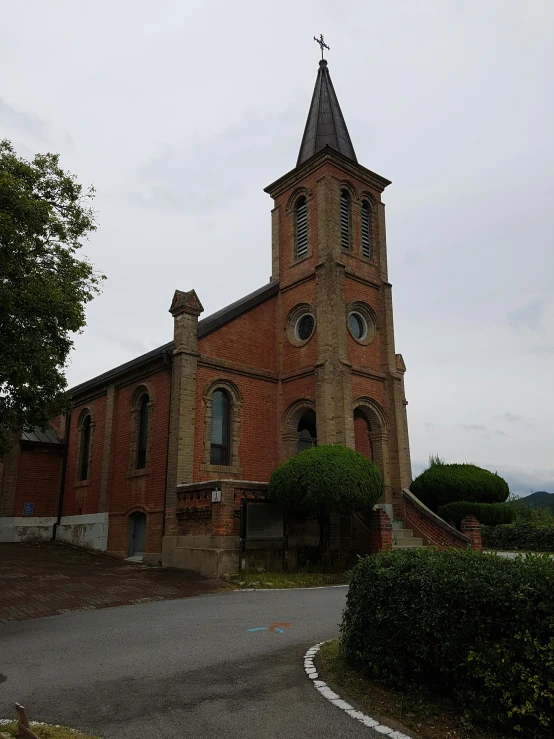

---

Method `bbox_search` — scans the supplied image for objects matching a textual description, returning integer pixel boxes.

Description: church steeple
[297,59,357,166]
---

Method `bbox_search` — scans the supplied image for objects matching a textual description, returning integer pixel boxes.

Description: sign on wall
[23,502,34,516]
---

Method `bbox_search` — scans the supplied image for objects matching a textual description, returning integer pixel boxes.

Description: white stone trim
[304,642,413,738]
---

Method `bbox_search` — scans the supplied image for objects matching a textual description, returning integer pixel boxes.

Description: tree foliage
[268,445,384,564]
[0,140,103,455]
[410,462,509,512]
[267,444,384,517]
[438,501,514,527]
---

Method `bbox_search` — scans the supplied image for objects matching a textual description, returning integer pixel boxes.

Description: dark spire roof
[297,59,357,166]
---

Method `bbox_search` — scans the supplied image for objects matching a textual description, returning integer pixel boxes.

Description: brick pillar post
[461,515,482,551]
[369,507,392,553]
[164,289,204,549]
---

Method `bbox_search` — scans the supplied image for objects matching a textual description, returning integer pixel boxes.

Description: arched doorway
[354,409,373,460]
[128,512,146,559]
[297,410,317,453]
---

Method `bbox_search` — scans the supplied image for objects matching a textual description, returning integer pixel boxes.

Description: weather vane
[313,33,330,59]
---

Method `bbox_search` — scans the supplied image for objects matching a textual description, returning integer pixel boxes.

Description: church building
[1,57,419,567]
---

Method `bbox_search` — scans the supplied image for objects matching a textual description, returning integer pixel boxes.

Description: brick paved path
[0,542,223,623]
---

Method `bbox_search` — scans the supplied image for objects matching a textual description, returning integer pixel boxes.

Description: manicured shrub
[439,501,514,528]
[267,444,383,561]
[341,549,554,735]
[482,521,554,552]
[410,462,509,511]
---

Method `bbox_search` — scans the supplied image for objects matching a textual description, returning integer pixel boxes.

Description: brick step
[392,537,424,548]
[395,528,413,539]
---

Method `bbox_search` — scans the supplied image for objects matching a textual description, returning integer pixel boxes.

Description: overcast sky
[2,0,553,496]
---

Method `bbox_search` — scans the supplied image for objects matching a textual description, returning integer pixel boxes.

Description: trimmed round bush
[439,501,514,528]
[341,549,554,735]
[410,463,509,511]
[267,444,384,516]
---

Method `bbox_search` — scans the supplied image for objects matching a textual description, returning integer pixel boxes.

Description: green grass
[0,722,98,739]
[231,570,350,589]
[318,640,501,739]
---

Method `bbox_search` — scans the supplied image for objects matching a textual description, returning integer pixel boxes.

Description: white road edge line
[303,642,414,738]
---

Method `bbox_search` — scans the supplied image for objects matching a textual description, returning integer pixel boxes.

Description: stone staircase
[392,521,425,549]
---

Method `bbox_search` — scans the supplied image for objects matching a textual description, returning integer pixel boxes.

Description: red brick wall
[354,415,372,459]
[194,365,279,482]
[199,296,278,372]
[106,369,171,554]
[14,447,63,517]
[351,375,388,412]
[281,279,318,375]
[404,491,472,550]
[62,395,107,516]
[344,278,384,371]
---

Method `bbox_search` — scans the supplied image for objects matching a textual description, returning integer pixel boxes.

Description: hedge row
[341,549,554,735]
[439,501,514,527]
[482,522,554,552]
[410,463,509,511]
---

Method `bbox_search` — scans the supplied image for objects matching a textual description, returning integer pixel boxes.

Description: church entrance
[297,410,317,453]
[128,512,146,559]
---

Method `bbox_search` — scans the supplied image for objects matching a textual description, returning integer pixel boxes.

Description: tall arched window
[297,410,317,453]
[210,390,230,465]
[79,414,92,481]
[295,196,308,259]
[136,394,149,469]
[361,200,372,258]
[340,189,351,250]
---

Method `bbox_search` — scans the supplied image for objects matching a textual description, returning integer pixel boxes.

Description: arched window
[79,414,92,481]
[297,410,317,453]
[295,196,308,259]
[210,390,230,465]
[354,409,373,460]
[361,200,372,258]
[340,189,351,250]
[136,394,149,469]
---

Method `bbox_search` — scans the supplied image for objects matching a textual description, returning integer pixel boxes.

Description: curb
[235,584,349,592]
[303,642,413,738]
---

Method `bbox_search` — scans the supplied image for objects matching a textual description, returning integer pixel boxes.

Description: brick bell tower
[265,56,412,519]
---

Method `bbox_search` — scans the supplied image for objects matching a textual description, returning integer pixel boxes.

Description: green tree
[0,140,103,455]
[410,461,509,512]
[267,444,384,564]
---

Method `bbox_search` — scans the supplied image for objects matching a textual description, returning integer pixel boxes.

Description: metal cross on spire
[313,33,330,59]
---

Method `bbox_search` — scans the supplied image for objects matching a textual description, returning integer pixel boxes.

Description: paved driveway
[0,543,221,623]
[0,586,381,738]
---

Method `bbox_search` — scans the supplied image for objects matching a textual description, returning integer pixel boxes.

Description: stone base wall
[0,516,56,543]
[55,512,109,551]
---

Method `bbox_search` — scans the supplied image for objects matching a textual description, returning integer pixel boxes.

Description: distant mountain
[522,491,554,512]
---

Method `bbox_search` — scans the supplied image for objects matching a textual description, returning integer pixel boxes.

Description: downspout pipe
[52,410,71,543]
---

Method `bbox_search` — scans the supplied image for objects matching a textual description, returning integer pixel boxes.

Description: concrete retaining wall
[0,516,57,542]
[55,512,109,551]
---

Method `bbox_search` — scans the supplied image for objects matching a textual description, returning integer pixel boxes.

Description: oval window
[347,312,367,341]
[295,313,315,342]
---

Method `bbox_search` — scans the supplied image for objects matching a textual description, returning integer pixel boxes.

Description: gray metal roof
[21,427,63,444]
[297,59,357,166]
[68,281,279,399]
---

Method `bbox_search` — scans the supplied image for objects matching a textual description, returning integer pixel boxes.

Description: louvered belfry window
[361,200,371,258]
[295,196,308,258]
[340,189,351,250]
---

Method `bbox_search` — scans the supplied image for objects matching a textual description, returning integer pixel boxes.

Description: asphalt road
[0,586,381,739]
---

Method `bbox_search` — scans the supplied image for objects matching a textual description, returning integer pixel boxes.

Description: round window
[347,312,367,341]
[295,313,315,342]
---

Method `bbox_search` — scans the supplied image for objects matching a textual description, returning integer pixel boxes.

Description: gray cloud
[495,429,507,436]
[494,412,522,423]
[424,422,435,431]
[459,424,487,432]
[0,98,47,140]
[508,297,546,331]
